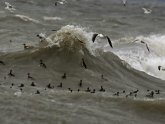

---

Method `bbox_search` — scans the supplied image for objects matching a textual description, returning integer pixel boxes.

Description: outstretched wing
[142,8,147,11]
[122,0,127,4]
[106,36,113,48]
[92,33,98,43]
[142,8,152,14]
[145,44,150,52]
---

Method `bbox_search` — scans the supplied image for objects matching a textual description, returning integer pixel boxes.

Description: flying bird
[133,40,150,52]
[142,8,152,14]
[55,0,67,6]
[145,44,150,52]
[92,33,113,48]
[122,0,127,6]
[140,41,150,52]
[5,2,15,12]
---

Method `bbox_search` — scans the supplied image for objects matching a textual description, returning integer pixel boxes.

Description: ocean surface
[0,0,165,124]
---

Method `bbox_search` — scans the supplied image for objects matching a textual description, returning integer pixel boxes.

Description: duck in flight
[92,33,113,48]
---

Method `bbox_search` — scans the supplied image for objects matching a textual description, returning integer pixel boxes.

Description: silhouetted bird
[31,82,36,87]
[140,41,150,52]
[114,92,119,96]
[8,69,15,77]
[79,80,82,87]
[47,83,54,89]
[61,73,66,79]
[85,87,91,92]
[68,88,72,92]
[91,89,95,93]
[35,90,40,94]
[99,86,105,92]
[146,91,154,98]
[10,83,15,88]
[133,89,139,94]
[57,82,62,88]
[27,73,35,80]
[40,59,47,68]
[18,83,24,88]
[155,90,160,94]
[82,58,87,69]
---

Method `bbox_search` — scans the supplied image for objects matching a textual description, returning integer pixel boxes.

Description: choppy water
[0,0,165,124]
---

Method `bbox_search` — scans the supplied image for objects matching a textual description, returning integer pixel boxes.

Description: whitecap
[15,14,40,23]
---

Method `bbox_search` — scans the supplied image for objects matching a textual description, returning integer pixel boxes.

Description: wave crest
[45,25,95,55]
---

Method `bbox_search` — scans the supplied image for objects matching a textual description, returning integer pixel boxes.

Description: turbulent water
[0,0,165,124]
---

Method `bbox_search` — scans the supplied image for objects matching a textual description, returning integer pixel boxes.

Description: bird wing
[140,41,145,44]
[145,44,150,52]
[5,2,10,6]
[142,8,148,13]
[92,33,98,43]
[106,36,113,48]
[122,0,127,4]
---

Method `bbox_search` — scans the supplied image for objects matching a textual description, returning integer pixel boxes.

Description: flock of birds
[4,0,152,14]
[122,0,152,14]
[0,58,161,98]
[0,0,163,99]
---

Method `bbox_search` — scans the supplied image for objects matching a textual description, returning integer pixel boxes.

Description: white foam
[43,16,62,21]
[113,34,165,80]
[46,25,98,55]
[14,91,22,97]
[42,25,165,80]
[15,14,40,23]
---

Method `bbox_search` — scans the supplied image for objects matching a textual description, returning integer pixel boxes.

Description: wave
[41,25,97,56]
[1,25,165,89]
[114,34,165,80]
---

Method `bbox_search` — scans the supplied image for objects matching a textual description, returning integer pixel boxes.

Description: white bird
[122,0,127,6]
[5,2,15,12]
[142,8,152,14]
[55,0,67,6]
